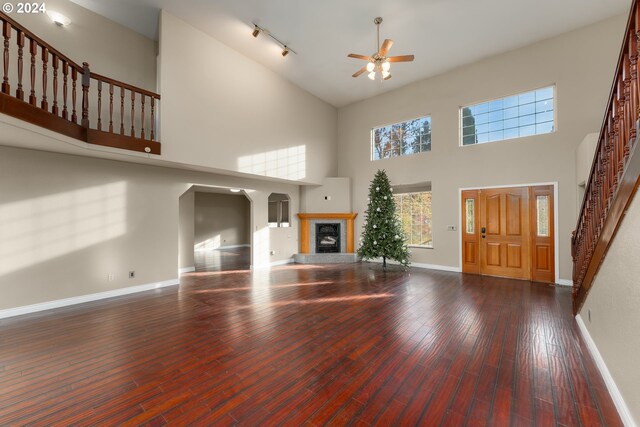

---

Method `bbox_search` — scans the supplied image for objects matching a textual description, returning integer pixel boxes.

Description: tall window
[372,116,432,160]
[268,193,290,228]
[461,86,554,146]
[394,191,432,247]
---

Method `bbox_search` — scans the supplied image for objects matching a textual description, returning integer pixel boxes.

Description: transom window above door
[372,116,431,160]
[460,86,555,146]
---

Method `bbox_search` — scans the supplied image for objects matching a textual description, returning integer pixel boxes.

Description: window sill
[408,245,433,249]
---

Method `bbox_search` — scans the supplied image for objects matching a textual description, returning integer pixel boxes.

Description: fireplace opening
[315,223,340,253]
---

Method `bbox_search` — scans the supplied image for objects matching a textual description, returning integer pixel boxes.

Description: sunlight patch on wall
[238,145,306,181]
[252,226,270,268]
[194,235,221,251]
[0,182,127,276]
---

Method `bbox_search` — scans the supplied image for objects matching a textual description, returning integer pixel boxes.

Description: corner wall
[158,10,338,184]
[580,193,640,425]
[337,15,626,279]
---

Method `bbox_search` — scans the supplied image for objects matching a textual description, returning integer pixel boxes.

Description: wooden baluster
[97,80,102,131]
[140,94,145,140]
[16,30,24,100]
[2,21,10,95]
[629,30,638,144]
[623,56,633,162]
[109,83,114,133]
[611,102,620,191]
[617,78,625,172]
[29,39,36,105]
[52,55,59,115]
[41,47,48,111]
[81,62,90,128]
[150,97,155,141]
[120,87,125,135]
[130,91,135,137]
[62,61,68,120]
[71,67,77,123]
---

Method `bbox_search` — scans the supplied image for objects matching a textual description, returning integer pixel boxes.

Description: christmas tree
[358,170,410,270]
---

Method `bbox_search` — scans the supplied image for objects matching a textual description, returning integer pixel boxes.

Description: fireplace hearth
[315,223,340,253]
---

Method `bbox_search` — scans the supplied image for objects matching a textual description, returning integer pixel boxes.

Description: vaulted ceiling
[71,0,630,107]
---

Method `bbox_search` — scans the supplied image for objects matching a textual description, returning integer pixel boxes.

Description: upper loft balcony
[0,11,160,155]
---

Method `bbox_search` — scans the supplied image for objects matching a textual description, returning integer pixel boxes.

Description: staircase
[572,0,640,314]
[0,11,160,154]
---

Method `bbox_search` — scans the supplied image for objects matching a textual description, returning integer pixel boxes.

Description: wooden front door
[462,185,555,282]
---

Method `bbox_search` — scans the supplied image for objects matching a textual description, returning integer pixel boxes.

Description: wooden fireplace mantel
[297,213,358,254]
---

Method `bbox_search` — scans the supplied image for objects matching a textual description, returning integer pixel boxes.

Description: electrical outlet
[129,271,135,279]
[108,274,114,281]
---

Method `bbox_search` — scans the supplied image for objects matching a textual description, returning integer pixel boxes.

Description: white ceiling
[71,0,630,107]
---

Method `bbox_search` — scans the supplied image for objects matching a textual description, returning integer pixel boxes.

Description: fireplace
[315,223,341,253]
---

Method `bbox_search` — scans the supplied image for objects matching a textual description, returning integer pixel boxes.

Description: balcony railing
[571,0,640,314]
[0,11,160,154]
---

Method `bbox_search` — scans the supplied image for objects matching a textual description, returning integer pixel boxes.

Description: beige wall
[194,192,250,248]
[337,15,626,279]
[178,190,194,269]
[9,0,157,91]
[301,178,352,213]
[158,11,337,185]
[580,193,640,424]
[0,145,300,310]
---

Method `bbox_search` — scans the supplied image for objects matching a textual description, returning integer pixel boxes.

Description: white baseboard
[576,314,637,427]
[178,266,196,274]
[556,279,573,287]
[368,258,461,273]
[252,258,294,269]
[0,279,179,320]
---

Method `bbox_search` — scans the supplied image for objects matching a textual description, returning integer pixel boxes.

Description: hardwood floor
[0,263,621,426]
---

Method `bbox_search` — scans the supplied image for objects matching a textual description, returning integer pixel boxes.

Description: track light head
[282,47,290,57]
[252,25,260,38]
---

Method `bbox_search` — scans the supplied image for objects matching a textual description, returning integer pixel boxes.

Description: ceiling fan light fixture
[366,62,375,72]
[368,71,376,80]
[382,60,391,72]
[382,70,390,79]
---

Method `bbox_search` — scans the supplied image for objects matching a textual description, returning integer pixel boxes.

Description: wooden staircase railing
[571,0,640,315]
[0,11,160,154]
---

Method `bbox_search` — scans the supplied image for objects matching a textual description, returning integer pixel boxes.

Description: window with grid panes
[460,86,554,146]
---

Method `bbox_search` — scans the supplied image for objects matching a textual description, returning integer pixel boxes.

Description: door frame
[457,182,559,284]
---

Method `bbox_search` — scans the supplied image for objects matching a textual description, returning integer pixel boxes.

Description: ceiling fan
[348,17,415,81]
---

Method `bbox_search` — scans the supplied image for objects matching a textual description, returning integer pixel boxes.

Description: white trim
[576,314,637,427]
[0,279,179,320]
[178,266,196,274]
[368,258,461,272]
[251,257,295,269]
[457,182,560,283]
[556,279,573,287]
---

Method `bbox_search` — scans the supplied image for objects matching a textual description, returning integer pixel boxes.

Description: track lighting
[251,22,297,57]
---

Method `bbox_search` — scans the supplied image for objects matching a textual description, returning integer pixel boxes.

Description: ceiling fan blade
[379,39,394,56]
[384,74,392,80]
[387,55,415,63]
[352,66,368,78]
[348,53,372,61]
